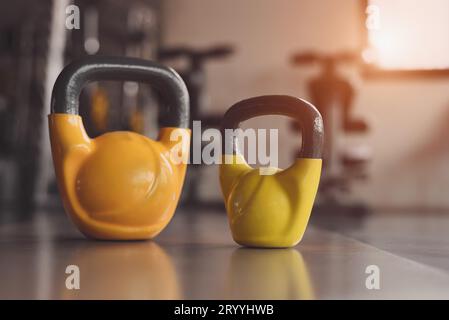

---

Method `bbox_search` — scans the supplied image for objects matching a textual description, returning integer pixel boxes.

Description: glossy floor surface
[1,209,449,299]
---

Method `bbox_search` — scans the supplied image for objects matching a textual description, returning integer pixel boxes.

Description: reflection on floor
[1,209,449,299]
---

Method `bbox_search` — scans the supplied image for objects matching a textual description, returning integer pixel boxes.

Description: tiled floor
[1,209,449,299]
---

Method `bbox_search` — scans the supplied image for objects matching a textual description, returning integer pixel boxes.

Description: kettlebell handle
[51,56,189,128]
[221,95,323,158]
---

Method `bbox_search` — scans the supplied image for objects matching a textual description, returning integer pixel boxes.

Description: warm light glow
[366,0,449,70]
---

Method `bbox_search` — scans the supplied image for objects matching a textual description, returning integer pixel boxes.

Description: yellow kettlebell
[219,95,324,248]
[49,56,190,240]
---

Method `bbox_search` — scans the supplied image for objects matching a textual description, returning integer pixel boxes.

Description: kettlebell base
[73,221,167,241]
[232,236,302,249]
[65,208,172,241]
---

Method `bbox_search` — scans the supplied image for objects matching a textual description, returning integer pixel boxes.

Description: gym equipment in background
[90,86,110,134]
[291,51,371,214]
[63,0,162,138]
[0,1,53,215]
[49,56,190,240]
[159,45,234,208]
[121,1,161,136]
[219,95,323,248]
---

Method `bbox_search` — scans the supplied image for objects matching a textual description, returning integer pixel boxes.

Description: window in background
[362,0,449,74]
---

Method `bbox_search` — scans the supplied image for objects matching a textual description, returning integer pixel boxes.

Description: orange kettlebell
[49,56,190,240]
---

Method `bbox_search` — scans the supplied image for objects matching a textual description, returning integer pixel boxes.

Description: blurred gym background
[1,0,449,221]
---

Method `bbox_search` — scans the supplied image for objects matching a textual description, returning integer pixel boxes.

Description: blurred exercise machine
[0,1,53,215]
[291,51,371,216]
[71,0,161,138]
[158,45,234,208]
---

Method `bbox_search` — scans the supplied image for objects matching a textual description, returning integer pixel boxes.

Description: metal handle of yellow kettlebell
[51,56,189,128]
[221,95,323,158]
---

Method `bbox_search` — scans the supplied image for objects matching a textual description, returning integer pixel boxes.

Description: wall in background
[162,0,449,209]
